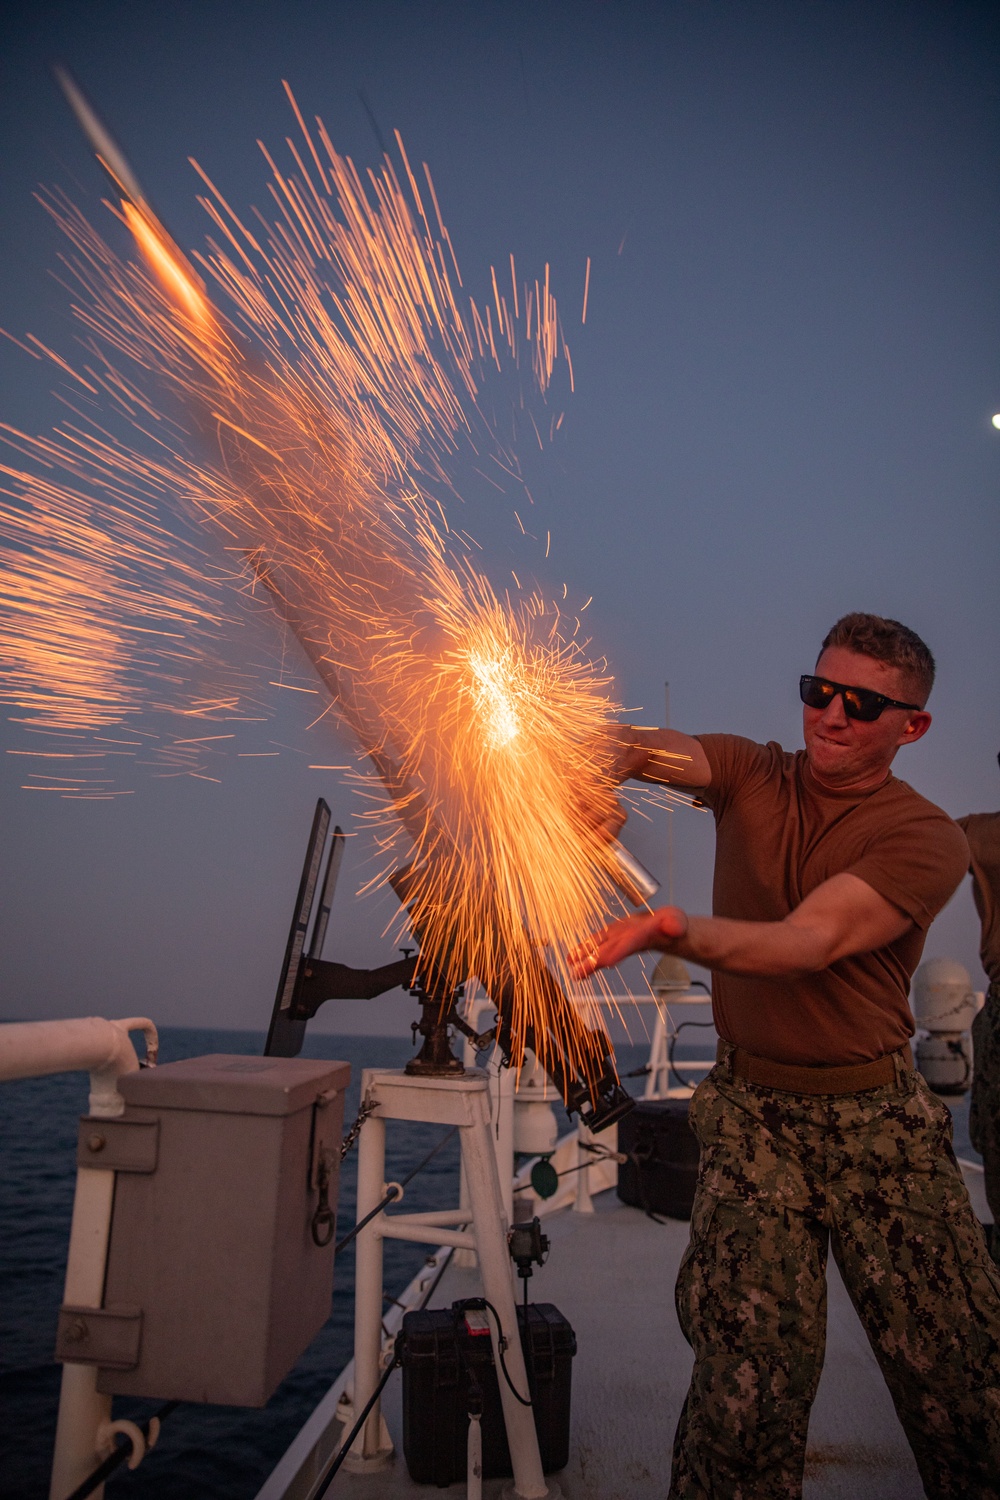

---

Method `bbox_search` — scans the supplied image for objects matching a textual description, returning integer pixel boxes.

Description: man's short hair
[820,613,935,706]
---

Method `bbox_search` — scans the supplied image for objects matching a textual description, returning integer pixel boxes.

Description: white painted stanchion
[643,1007,670,1099]
[573,1123,596,1214]
[347,1069,557,1500]
[490,1053,515,1231]
[457,995,514,1269]
[49,1171,116,1500]
[344,1108,393,1471]
[35,1016,157,1500]
[457,1142,474,1269]
[639,986,716,1100]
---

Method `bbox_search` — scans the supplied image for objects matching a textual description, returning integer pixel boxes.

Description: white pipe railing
[1,1017,157,1500]
[0,1015,158,1115]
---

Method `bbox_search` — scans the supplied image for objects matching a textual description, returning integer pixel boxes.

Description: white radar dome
[651,955,693,995]
[513,1050,559,1157]
[911,958,977,1033]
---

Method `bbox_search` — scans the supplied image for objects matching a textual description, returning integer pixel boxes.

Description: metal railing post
[49,1168,117,1500]
[345,1108,392,1470]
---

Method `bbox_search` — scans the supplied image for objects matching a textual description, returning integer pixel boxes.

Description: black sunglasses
[799,674,921,722]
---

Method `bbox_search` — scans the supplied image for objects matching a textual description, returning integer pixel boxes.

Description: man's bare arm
[571,872,912,979]
[605,724,712,789]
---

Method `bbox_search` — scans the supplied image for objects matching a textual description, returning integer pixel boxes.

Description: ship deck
[259,1162,988,1500]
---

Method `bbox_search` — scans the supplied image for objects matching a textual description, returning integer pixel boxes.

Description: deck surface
[320,1171,988,1500]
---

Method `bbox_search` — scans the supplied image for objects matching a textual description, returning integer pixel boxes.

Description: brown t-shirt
[696,734,970,1066]
[956,812,1000,986]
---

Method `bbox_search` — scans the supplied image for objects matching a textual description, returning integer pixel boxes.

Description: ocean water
[0,1028,979,1500]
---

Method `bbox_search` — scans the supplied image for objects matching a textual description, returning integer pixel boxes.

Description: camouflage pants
[971,985,1000,1242]
[668,1046,1000,1500]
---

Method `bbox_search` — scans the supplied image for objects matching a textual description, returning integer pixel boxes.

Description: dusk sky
[1,1,998,1039]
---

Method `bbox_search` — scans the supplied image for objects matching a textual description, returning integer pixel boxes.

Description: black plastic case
[398,1300,576,1485]
[617,1098,700,1219]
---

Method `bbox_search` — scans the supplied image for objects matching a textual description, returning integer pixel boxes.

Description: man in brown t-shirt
[574,612,1000,1500]
[958,771,1000,1259]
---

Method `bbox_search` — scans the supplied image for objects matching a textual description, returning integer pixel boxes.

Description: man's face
[802,645,931,791]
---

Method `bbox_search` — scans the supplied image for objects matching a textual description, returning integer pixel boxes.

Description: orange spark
[1,91,624,1092]
[122,202,213,328]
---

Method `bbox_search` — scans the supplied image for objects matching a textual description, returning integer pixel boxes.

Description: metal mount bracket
[76,1116,159,1173]
[56,1304,143,1369]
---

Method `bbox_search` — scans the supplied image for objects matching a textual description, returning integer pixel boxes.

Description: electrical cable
[552,1140,623,1181]
[945,1037,972,1091]
[335,1125,459,1256]
[668,1017,715,1091]
[62,1401,179,1500]
[311,1244,459,1497]
[418,1242,459,1308]
[334,1187,400,1255]
[453,1297,533,1406]
[308,1353,401,1500]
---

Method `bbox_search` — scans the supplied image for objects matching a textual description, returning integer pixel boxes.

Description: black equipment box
[617,1098,700,1220]
[398,1301,576,1485]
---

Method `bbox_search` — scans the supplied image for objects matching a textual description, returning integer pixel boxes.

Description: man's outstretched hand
[570,905,689,978]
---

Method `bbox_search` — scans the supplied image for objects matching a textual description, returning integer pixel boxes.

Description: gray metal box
[92,1053,350,1406]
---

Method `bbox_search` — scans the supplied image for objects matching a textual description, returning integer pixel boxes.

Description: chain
[339,1097,378,1161]
[311,1098,379,1248]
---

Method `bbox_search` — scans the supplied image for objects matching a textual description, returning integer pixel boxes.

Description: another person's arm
[571,871,911,980]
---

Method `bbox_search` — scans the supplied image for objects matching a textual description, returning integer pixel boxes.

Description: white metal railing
[454,981,715,1219]
[0,1015,158,1113]
[255,983,717,1498]
[0,1016,158,1500]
